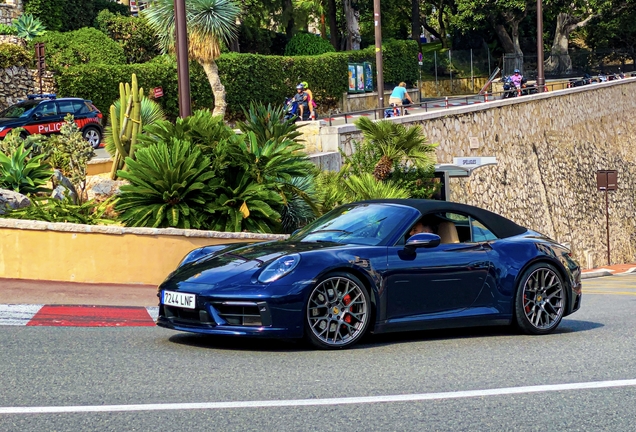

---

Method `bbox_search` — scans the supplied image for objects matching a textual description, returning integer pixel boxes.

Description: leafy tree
[143,0,241,118]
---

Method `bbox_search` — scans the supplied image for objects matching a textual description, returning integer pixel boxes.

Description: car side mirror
[405,233,441,251]
[33,112,42,119]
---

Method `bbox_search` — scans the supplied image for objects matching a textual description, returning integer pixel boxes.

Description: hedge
[284,32,336,56]
[56,59,214,121]
[0,43,32,69]
[56,39,420,120]
[31,28,126,73]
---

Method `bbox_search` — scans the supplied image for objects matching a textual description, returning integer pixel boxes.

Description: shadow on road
[168,333,307,352]
[166,319,603,352]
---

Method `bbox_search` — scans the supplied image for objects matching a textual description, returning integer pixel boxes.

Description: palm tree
[354,117,438,181]
[142,0,241,118]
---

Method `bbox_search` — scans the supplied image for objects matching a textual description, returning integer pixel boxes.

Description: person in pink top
[510,69,523,88]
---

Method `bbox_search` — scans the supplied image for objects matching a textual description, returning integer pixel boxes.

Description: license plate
[162,290,196,309]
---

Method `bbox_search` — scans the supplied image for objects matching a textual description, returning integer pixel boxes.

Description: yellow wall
[0,228,261,285]
[86,159,113,176]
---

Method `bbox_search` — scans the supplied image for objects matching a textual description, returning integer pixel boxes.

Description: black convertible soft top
[359,199,528,239]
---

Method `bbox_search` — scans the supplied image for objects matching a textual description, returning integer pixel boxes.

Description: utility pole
[536,0,545,92]
[174,0,192,117]
[373,0,384,109]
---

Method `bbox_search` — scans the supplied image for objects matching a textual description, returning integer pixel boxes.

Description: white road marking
[2,379,636,414]
[0,304,43,326]
[146,306,159,321]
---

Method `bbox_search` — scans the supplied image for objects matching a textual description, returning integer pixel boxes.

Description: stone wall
[327,79,636,268]
[0,1,21,25]
[0,67,56,110]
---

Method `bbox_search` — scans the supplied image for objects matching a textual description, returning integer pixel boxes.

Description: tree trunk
[320,13,327,40]
[493,23,516,54]
[437,0,448,48]
[411,0,420,46]
[510,20,522,54]
[327,0,338,49]
[283,0,295,38]
[545,13,574,75]
[201,60,226,118]
[343,0,361,50]
[545,12,597,75]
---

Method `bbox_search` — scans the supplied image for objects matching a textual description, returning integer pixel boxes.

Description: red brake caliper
[343,294,352,324]
[524,295,531,313]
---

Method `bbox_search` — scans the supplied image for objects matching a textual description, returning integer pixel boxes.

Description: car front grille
[161,301,271,327]
[213,302,265,326]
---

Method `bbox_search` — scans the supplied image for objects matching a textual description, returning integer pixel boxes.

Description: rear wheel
[305,272,371,349]
[514,263,565,335]
[82,126,102,149]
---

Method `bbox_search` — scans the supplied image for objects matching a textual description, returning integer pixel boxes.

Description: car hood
[161,240,345,290]
[0,118,26,128]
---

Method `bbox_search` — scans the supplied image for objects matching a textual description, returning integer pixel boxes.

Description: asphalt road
[1,275,635,431]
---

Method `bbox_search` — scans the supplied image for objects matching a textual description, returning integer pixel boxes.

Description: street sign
[596,170,617,191]
[452,156,497,169]
[153,87,164,98]
[418,52,423,62]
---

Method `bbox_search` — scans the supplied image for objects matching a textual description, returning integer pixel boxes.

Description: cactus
[110,74,143,180]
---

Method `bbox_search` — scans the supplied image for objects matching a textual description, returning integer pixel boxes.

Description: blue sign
[418,52,423,62]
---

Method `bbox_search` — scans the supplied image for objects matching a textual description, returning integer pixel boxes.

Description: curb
[581,269,613,279]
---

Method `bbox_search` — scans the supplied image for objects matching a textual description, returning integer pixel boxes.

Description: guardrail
[319,77,635,126]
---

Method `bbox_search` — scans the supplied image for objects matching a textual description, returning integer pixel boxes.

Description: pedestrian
[301,81,317,120]
[388,82,413,111]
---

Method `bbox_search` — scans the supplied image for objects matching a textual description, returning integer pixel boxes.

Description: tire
[305,272,372,349]
[82,126,102,149]
[514,263,566,335]
[19,131,28,139]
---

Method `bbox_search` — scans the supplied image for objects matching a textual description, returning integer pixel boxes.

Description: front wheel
[305,272,371,349]
[514,263,566,335]
[82,127,102,149]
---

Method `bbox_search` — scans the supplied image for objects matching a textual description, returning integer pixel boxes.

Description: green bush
[96,10,161,64]
[0,43,32,68]
[115,139,220,229]
[237,24,286,55]
[0,196,115,224]
[0,144,53,195]
[56,58,214,121]
[31,27,125,72]
[24,0,63,32]
[284,32,336,56]
[0,24,17,36]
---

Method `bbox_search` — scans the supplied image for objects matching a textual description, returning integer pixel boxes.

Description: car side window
[33,101,58,117]
[57,101,75,114]
[470,218,498,242]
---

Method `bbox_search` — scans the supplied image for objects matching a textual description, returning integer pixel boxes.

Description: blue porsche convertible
[157,199,582,349]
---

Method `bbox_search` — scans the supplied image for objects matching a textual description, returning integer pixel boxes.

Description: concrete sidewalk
[0,278,158,307]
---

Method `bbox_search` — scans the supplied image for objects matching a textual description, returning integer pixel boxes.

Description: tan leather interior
[437,221,460,243]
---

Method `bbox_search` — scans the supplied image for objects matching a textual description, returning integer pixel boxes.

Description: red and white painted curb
[0,305,158,327]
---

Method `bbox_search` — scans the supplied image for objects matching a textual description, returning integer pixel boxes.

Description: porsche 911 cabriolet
[157,199,582,349]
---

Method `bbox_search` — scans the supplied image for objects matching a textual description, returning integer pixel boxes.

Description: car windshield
[0,101,40,118]
[290,203,413,246]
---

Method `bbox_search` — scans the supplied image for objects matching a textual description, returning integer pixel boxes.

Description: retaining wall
[0,67,56,110]
[0,219,286,285]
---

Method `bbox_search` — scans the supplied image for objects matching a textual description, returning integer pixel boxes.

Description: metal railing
[318,76,636,126]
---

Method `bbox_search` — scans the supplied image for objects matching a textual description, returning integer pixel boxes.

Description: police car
[0,94,104,149]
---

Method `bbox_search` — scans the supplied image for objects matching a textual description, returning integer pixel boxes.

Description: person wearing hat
[292,83,309,120]
[301,81,317,120]
[511,69,523,89]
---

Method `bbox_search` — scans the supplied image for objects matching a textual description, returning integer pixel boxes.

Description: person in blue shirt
[389,82,413,107]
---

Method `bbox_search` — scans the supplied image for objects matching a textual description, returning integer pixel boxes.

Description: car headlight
[258,254,301,283]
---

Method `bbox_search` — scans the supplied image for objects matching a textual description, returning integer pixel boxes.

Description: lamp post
[373,0,384,109]
[536,0,545,92]
[174,0,192,117]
